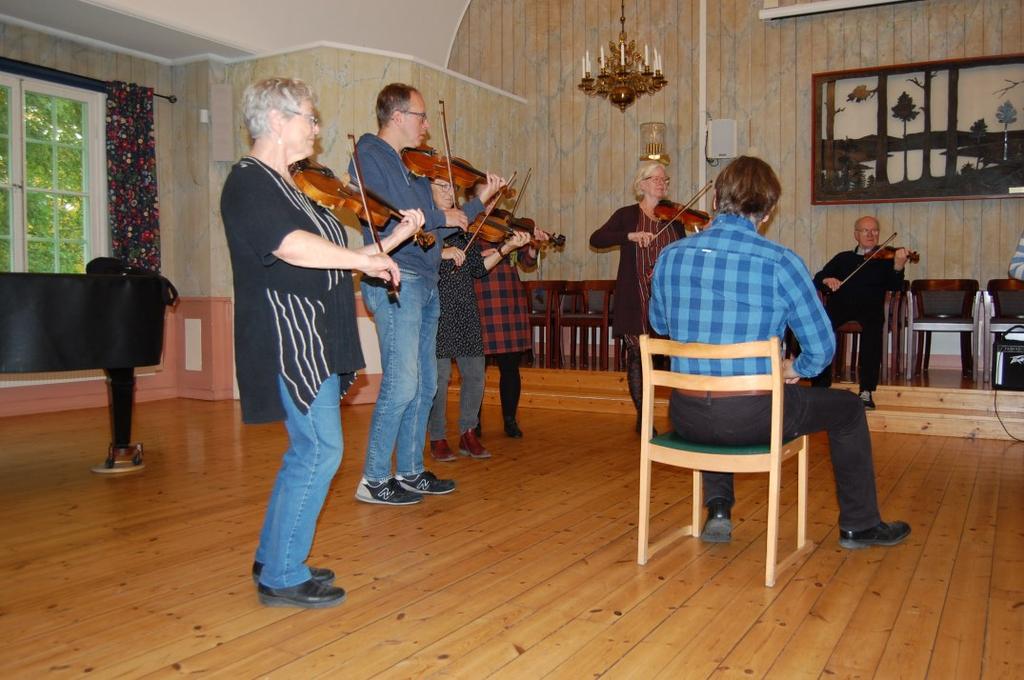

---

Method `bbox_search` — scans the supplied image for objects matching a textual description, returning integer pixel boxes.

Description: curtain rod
[0,56,177,103]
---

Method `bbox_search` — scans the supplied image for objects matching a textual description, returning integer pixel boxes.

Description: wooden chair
[558,280,616,370]
[523,280,565,368]
[884,282,909,378]
[557,281,586,368]
[637,335,812,587]
[980,278,1024,384]
[829,284,907,382]
[906,279,981,378]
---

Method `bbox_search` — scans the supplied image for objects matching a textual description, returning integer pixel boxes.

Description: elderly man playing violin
[811,215,908,409]
[350,82,505,506]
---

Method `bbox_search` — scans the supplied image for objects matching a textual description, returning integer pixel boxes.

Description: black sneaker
[354,477,422,505]
[859,390,876,410]
[397,470,456,495]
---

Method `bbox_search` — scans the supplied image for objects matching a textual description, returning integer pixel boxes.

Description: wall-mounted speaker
[708,118,738,159]
[211,84,235,162]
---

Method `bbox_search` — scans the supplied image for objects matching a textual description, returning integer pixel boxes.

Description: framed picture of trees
[812,54,1024,204]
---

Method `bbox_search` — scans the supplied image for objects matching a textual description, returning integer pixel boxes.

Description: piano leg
[93,367,145,474]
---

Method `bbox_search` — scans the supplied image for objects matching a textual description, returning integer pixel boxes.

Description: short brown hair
[376,83,418,128]
[713,156,781,222]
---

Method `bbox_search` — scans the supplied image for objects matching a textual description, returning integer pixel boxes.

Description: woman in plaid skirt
[474,223,551,438]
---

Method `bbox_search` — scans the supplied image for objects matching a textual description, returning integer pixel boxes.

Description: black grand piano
[0,264,177,472]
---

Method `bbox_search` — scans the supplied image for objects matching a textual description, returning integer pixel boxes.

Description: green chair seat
[649,431,799,455]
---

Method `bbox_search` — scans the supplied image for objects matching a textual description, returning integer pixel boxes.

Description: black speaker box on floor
[992,325,1024,391]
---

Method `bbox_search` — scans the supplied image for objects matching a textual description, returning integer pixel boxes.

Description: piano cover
[0,272,168,373]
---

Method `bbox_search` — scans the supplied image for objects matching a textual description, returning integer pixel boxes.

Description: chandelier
[578,1,667,111]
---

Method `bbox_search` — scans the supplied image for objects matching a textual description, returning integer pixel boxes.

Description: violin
[402,145,516,198]
[652,200,711,228]
[865,245,920,263]
[470,208,566,248]
[289,158,435,249]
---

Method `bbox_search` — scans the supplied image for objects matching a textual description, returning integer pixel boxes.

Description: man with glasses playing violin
[350,82,504,506]
[811,216,908,409]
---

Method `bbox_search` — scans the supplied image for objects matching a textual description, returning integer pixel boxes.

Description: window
[0,74,107,273]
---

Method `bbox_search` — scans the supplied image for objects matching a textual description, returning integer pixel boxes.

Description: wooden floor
[0,397,1021,679]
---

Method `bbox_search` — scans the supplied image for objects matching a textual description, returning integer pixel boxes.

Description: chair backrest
[582,279,615,316]
[560,280,586,314]
[523,280,566,317]
[987,278,1024,318]
[639,335,785,450]
[910,279,979,319]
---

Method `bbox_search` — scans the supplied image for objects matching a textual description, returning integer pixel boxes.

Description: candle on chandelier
[645,44,649,67]
[600,46,605,68]
[620,43,625,66]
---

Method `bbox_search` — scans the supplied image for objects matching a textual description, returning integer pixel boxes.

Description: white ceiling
[0,0,471,67]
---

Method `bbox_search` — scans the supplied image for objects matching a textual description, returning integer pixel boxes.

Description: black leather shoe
[257,579,346,609]
[503,417,523,438]
[252,561,335,586]
[839,520,911,549]
[700,499,732,543]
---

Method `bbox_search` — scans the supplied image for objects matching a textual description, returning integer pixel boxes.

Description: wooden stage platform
[482,366,1024,442]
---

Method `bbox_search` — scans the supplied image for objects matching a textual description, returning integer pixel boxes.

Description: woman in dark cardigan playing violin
[590,161,686,432]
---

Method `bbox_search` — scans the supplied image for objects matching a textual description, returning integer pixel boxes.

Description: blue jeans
[361,274,440,482]
[429,355,485,438]
[255,374,342,589]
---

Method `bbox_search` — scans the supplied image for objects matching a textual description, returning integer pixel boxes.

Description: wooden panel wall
[217,48,525,281]
[450,0,1024,284]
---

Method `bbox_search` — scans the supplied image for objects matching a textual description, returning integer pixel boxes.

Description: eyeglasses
[432,180,452,190]
[645,175,671,184]
[400,110,428,122]
[856,229,880,235]
[288,110,319,127]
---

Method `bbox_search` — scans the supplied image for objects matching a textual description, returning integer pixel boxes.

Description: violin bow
[462,170,518,254]
[509,167,532,217]
[438,100,460,208]
[652,181,713,239]
[835,232,898,290]
[348,134,399,302]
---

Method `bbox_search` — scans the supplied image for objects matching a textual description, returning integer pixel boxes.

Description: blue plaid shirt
[649,213,834,377]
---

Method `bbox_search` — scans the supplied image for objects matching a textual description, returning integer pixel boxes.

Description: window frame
[0,72,108,273]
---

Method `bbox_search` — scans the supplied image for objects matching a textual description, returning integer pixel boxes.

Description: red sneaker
[430,439,457,462]
[458,429,491,459]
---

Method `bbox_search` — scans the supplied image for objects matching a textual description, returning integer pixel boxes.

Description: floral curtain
[105,81,160,271]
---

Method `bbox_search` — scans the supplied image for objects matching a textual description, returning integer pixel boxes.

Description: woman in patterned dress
[427,180,531,459]
[590,161,686,431]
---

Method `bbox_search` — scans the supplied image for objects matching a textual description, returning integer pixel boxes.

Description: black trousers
[812,299,884,392]
[668,385,882,532]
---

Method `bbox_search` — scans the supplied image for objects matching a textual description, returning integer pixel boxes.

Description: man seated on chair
[810,216,908,409]
[649,156,910,550]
